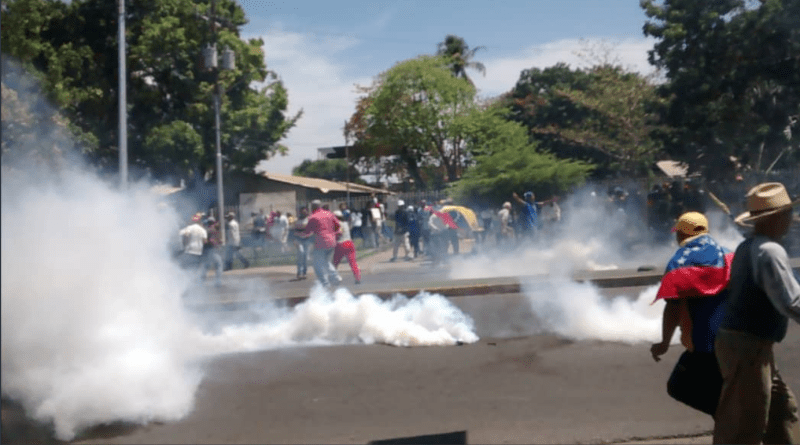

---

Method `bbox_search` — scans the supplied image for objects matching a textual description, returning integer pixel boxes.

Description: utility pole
[202,0,235,244]
[344,121,350,207]
[118,0,128,189]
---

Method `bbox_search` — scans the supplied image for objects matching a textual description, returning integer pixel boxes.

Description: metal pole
[344,122,350,207]
[215,90,225,243]
[118,0,128,189]
[212,0,225,244]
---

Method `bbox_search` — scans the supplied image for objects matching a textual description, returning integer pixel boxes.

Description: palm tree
[436,34,486,85]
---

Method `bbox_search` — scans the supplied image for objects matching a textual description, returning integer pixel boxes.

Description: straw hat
[734,182,799,226]
[672,212,709,236]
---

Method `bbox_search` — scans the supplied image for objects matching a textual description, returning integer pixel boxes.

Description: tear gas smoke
[0,73,477,440]
[451,188,743,279]
[193,286,478,353]
[522,280,666,343]
[450,187,744,344]
[0,168,479,440]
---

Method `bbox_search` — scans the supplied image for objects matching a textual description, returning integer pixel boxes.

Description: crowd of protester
[172,177,799,288]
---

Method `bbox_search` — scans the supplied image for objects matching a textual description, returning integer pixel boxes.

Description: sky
[238,0,659,175]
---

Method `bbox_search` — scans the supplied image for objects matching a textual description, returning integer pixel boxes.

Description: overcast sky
[237,0,658,175]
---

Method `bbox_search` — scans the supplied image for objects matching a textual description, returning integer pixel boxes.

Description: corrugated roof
[656,160,689,178]
[259,171,392,195]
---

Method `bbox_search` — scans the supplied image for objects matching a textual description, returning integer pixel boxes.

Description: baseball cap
[672,212,709,236]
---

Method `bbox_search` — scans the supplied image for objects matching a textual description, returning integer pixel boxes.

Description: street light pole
[202,0,235,243]
[214,84,224,243]
[118,0,127,189]
[344,120,350,207]
[211,0,225,244]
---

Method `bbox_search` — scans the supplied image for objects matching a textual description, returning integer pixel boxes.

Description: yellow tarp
[438,205,480,231]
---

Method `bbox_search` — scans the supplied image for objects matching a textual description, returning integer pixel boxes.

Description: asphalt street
[3,246,800,444]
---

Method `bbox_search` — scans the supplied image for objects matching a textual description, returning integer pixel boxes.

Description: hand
[650,342,669,362]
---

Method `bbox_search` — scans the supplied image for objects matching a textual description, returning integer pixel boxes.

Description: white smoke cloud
[193,286,478,352]
[1,167,203,440]
[0,65,478,440]
[522,280,665,343]
[448,185,744,344]
[0,169,479,439]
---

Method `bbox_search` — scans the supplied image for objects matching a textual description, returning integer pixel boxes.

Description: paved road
[63,311,797,445]
[3,248,800,444]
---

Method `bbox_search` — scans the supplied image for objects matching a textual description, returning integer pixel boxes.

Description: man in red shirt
[301,199,342,287]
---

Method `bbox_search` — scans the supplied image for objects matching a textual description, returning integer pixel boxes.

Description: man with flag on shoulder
[650,211,734,417]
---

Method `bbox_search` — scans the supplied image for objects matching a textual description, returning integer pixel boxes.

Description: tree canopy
[292,158,364,183]
[344,55,478,188]
[1,0,300,183]
[642,0,800,177]
[435,34,486,85]
[500,62,665,178]
[451,106,593,206]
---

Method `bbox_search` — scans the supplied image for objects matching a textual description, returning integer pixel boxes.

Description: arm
[757,242,800,324]
[511,192,526,205]
[651,300,681,362]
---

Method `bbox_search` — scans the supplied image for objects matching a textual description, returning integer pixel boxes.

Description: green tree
[0,0,300,183]
[642,0,800,177]
[451,106,593,206]
[292,158,363,183]
[500,63,663,178]
[435,34,486,85]
[542,65,666,177]
[344,55,477,188]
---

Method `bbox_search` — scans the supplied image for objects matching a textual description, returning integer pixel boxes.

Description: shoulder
[754,237,789,262]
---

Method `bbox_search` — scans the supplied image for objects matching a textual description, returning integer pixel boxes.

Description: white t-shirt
[350,211,362,228]
[270,215,289,239]
[226,219,241,246]
[179,223,207,256]
[338,221,352,243]
[498,208,510,226]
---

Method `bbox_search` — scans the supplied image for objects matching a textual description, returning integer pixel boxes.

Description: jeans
[296,239,313,277]
[311,247,340,286]
[202,248,223,285]
[224,245,249,270]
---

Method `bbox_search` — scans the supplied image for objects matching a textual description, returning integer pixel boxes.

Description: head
[298,206,309,217]
[672,211,709,245]
[339,202,347,210]
[333,210,344,221]
[191,213,204,223]
[205,216,216,227]
[225,212,235,221]
[397,199,405,207]
[407,205,414,212]
[503,202,511,210]
[310,200,322,212]
[735,182,798,240]
[523,191,534,202]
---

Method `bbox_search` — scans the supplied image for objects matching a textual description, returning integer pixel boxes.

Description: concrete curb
[190,257,800,312]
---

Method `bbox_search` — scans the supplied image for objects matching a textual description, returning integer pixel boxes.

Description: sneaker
[354,279,361,285]
[389,257,397,262]
[404,256,412,261]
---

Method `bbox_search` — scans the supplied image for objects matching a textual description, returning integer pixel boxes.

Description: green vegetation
[1,0,299,182]
[3,2,799,198]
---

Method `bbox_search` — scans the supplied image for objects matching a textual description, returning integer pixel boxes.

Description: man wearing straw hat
[713,182,800,444]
